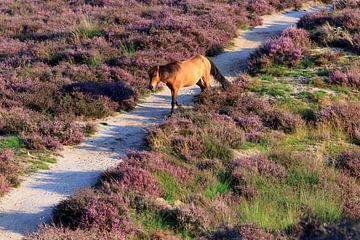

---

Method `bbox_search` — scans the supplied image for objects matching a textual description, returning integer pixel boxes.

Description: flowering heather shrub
[343,198,360,219]
[53,188,97,229]
[328,66,360,89]
[296,217,360,240]
[335,9,360,33]
[80,195,132,236]
[263,110,303,133]
[209,224,275,240]
[0,176,10,197]
[281,27,311,49]
[101,162,162,196]
[174,203,209,234]
[248,0,274,15]
[206,114,246,148]
[0,149,19,195]
[297,10,333,30]
[23,120,85,150]
[335,150,360,178]
[149,111,245,161]
[172,135,206,161]
[298,8,360,51]
[316,102,360,143]
[25,226,119,240]
[248,27,310,74]
[334,0,360,10]
[353,34,360,53]
[64,81,138,111]
[122,150,189,181]
[232,154,288,179]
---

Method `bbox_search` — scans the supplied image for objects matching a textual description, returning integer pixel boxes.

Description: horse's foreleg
[171,88,179,114]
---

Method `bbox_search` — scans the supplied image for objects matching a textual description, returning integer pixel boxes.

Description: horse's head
[148,65,160,91]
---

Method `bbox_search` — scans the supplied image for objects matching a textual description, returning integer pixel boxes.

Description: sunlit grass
[239,175,343,231]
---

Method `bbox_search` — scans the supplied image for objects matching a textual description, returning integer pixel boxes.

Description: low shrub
[298,8,360,52]
[248,27,310,74]
[209,224,275,240]
[316,101,360,144]
[334,0,360,10]
[175,203,209,235]
[295,216,360,240]
[25,226,119,240]
[327,62,360,89]
[336,150,360,178]
[101,162,162,197]
[79,195,133,236]
[53,189,97,229]
[232,154,288,179]
[0,149,19,195]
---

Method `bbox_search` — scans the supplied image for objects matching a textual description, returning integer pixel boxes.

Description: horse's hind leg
[196,78,206,92]
[203,71,211,90]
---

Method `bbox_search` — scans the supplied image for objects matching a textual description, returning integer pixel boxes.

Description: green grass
[284,70,317,78]
[155,171,183,204]
[88,55,103,68]
[251,82,292,97]
[287,169,319,186]
[260,75,274,81]
[0,136,24,150]
[119,40,137,56]
[132,209,194,239]
[202,137,233,161]
[73,18,102,39]
[238,175,343,231]
[204,177,232,200]
[26,155,57,172]
[260,64,288,76]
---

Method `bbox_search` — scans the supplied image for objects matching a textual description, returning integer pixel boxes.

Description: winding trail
[0,6,324,240]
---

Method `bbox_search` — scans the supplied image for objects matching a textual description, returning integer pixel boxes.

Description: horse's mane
[159,62,180,81]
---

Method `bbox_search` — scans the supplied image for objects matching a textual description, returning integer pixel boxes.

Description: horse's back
[175,55,209,86]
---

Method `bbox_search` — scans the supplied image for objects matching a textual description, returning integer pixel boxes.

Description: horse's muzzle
[148,85,154,91]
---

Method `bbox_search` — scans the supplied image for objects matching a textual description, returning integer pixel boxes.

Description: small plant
[119,41,137,56]
[335,150,360,178]
[73,17,102,40]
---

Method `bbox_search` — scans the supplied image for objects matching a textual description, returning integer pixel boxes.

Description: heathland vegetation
[0,0,331,197]
[25,0,360,239]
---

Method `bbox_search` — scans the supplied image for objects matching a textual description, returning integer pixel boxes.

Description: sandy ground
[0,6,324,240]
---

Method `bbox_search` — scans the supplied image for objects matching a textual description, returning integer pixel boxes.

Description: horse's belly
[181,72,202,87]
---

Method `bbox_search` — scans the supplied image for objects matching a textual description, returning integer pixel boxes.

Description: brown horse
[148,54,230,114]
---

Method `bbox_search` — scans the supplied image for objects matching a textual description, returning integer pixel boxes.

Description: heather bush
[296,216,360,240]
[174,203,209,235]
[335,150,360,178]
[101,162,162,196]
[79,195,132,236]
[297,10,333,30]
[0,149,19,195]
[25,226,119,240]
[263,110,303,133]
[232,154,288,179]
[334,0,360,10]
[248,27,310,74]
[53,188,97,229]
[298,8,360,51]
[316,101,360,143]
[122,150,189,182]
[327,62,360,89]
[209,224,275,240]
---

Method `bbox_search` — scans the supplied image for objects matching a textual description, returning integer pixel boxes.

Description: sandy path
[0,6,324,240]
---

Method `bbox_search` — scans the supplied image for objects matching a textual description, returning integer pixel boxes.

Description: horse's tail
[207,57,231,90]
